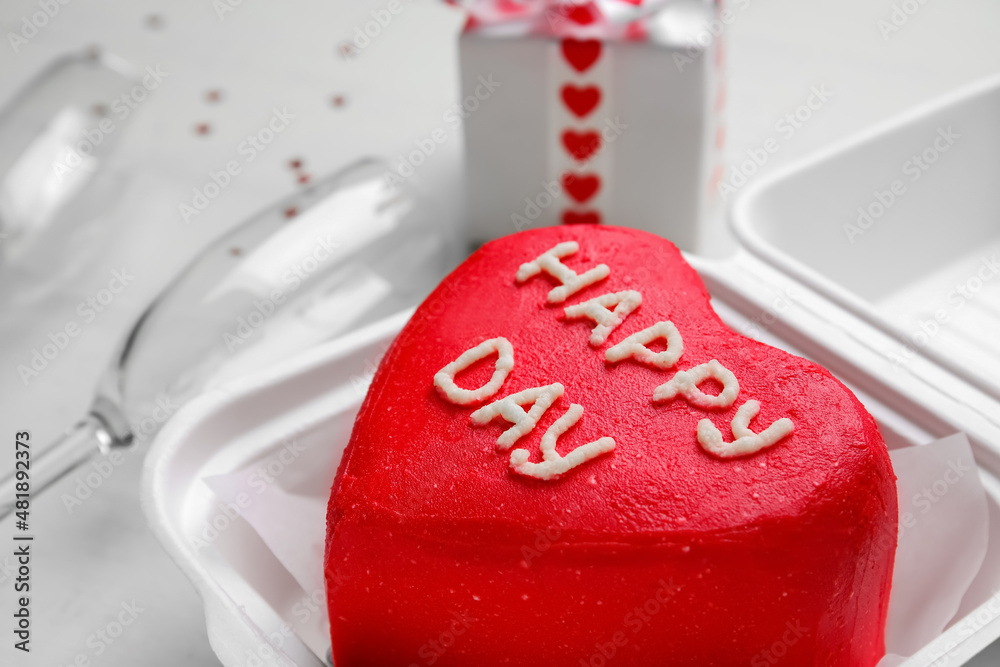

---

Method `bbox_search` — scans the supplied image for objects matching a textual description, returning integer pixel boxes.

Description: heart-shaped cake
[325,225,897,666]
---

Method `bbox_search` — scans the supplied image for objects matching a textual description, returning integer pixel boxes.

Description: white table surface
[0,0,998,665]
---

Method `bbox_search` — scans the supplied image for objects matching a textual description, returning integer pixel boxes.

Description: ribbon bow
[450,0,672,39]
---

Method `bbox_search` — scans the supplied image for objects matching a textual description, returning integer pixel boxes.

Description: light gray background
[0,0,998,665]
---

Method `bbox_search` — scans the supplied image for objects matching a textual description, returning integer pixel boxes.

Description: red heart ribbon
[561,130,602,162]
[455,0,667,39]
[561,84,602,116]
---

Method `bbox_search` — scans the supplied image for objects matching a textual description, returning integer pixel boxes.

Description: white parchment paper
[878,433,989,664]
[206,432,990,664]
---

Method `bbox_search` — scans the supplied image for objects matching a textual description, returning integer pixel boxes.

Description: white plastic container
[143,74,1000,666]
[731,73,1000,452]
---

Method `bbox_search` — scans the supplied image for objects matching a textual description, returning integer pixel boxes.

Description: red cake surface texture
[325,225,897,667]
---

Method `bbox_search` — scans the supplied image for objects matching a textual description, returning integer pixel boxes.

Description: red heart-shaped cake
[325,225,897,666]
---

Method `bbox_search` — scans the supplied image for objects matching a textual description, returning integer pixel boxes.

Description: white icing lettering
[509,403,615,480]
[563,290,642,347]
[605,320,683,369]
[652,359,739,410]
[516,241,610,304]
[696,400,794,458]
[433,337,515,406]
[471,383,565,450]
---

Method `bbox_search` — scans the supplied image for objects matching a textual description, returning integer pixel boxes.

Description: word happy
[433,242,794,480]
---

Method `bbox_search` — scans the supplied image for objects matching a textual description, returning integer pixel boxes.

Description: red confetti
[194,123,211,135]
[145,14,164,29]
[205,89,222,103]
[284,206,298,219]
[289,158,303,169]
[331,95,346,107]
[297,174,312,185]
[229,247,243,257]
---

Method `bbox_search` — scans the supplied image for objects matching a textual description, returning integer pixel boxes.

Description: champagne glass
[0,158,457,518]
[0,48,139,296]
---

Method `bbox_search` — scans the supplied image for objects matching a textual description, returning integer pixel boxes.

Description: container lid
[721,73,1000,464]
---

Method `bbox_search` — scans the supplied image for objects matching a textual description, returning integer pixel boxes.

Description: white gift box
[458,0,725,248]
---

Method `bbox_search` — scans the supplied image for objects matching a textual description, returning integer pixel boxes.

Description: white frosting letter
[696,400,794,458]
[563,291,642,347]
[470,383,565,451]
[652,359,739,410]
[433,337,514,406]
[605,320,684,369]
[509,403,615,481]
[515,241,610,304]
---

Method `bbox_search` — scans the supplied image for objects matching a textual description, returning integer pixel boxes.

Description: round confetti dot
[205,89,222,103]
[145,14,164,30]
[194,123,211,135]
[91,104,108,117]
[284,206,298,219]
[288,158,303,169]
[229,247,243,257]
[297,173,311,185]
[331,95,346,108]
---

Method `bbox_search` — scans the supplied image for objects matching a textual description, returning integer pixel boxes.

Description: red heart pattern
[560,38,601,73]
[561,130,601,162]
[561,209,601,225]
[560,84,601,118]
[562,172,600,203]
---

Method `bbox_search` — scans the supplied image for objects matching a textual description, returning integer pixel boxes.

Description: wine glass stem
[0,414,119,521]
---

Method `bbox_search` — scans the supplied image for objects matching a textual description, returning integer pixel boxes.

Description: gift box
[458,0,725,248]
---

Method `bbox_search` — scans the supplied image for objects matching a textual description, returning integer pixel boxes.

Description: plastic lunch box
[142,74,1000,666]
